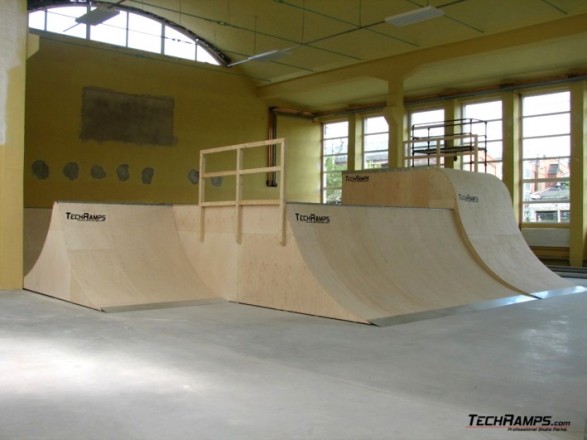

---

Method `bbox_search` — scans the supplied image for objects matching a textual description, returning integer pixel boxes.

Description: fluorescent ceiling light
[228,47,296,67]
[384,6,445,27]
[76,7,120,25]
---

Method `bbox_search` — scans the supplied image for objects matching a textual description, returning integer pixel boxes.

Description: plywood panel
[236,205,365,322]
[288,203,519,321]
[342,168,573,294]
[442,169,573,293]
[24,202,219,310]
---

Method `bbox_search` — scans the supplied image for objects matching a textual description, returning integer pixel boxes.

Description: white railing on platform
[198,138,286,245]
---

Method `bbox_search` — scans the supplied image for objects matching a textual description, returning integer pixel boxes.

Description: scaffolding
[404,118,488,172]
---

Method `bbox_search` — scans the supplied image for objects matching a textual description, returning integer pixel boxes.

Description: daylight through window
[28,5,222,65]
[521,91,571,224]
[363,116,389,169]
[322,121,349,204]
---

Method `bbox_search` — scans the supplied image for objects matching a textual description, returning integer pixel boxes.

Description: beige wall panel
[0,0,26,289]
[276,114,322,203]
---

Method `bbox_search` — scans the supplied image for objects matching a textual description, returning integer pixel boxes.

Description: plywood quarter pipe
[441,169,574,294]
[24,202,220,311]
[286,203,530,324]
[342,168,574,294]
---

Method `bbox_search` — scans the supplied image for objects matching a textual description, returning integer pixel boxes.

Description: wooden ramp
[23,169,579,323]
[24,202,220,311]
[173,204,367,323]
[177,203,553,325]
[286,203,532,324]
[342,168,574,295]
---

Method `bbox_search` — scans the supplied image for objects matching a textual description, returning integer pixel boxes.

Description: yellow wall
[277,114,322,203]
[25,36,273,207]
[0,0,26,289]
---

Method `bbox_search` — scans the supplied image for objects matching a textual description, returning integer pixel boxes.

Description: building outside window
[406,108,445,167]
[322,121,349,204]
[521,90,571,223]
[363,116,389,169]
[462,100,503,178]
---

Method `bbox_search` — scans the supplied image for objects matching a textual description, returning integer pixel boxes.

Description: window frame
[321,120,349,204]
[460,98,504,179]
[28,3,229,66]
[362,115,389,170]
[519,89,571,225]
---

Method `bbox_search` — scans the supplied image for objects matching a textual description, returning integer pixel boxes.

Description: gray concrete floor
[1,287,586,440]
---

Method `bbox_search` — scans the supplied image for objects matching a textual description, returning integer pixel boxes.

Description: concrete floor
[0,288,586,440]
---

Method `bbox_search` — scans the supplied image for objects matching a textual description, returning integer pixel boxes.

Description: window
[406,108,445,167]
[521,91,571,224]
[28,5,223,66]
[322,121,349,204]
[462,100,503,178]
[363,116,389,169]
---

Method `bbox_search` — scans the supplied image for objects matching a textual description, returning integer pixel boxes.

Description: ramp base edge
[101,298,225,313]
[531,285,587,300]
[370,294,537,327]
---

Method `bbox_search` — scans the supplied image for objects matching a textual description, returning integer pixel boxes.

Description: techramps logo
[294,213,330,224]
[466,414,572,433]
[345,175,370,183]
[65,211,107,222]
[458,193,480,203]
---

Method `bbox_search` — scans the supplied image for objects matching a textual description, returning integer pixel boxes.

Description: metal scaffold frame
[404,118,488,172]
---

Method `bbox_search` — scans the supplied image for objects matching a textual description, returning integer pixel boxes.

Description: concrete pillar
[347,113,361,172]
[0,0,27,289]
[384,85,405,169]
[569,81,587,267]
[501,92,520,223]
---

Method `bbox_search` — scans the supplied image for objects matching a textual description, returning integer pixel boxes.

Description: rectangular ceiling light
[384,6,445,27]
[76,7,120,25]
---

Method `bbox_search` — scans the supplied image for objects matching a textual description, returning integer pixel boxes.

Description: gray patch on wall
[81,87,176,146]
[32,160,49,180]
[63,162,79,180]
[142,167,154,184]
[116,164,130,181]
[91,165,106,179]
[211,176,223,187]
[188,169,199,185]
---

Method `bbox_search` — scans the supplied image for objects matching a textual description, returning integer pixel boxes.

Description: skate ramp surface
[286,203,532,324]
[24,202,219,311]
[342,168,574,295]
[24,176,581,324]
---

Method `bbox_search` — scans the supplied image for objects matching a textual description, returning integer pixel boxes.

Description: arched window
[28,2,228,66]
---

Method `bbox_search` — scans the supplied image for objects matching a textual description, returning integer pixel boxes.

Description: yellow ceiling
[117,0,587,110]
